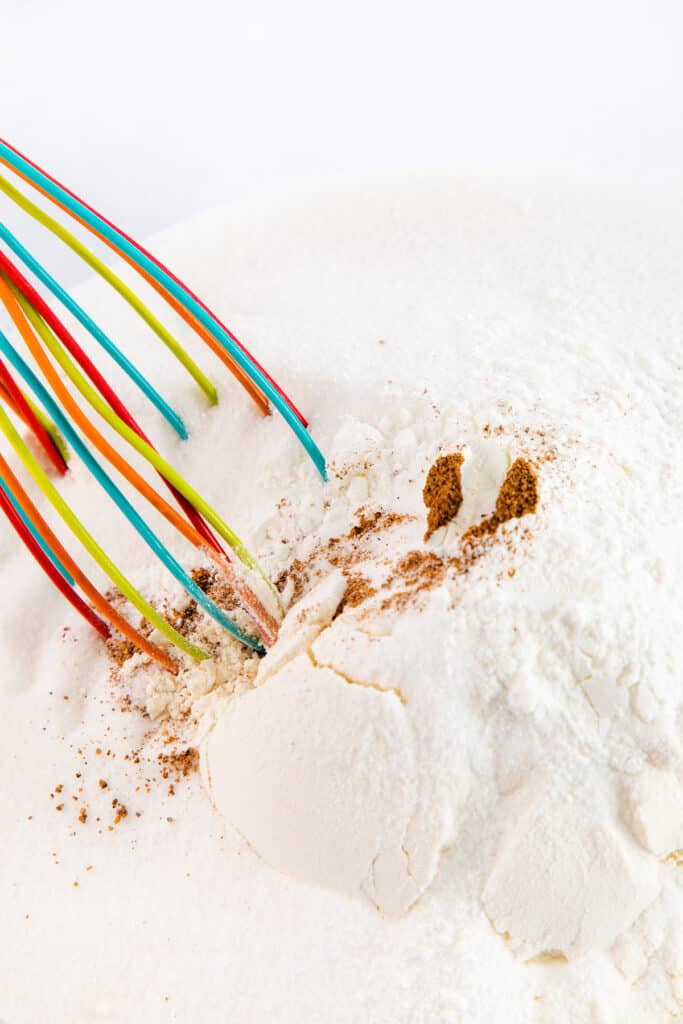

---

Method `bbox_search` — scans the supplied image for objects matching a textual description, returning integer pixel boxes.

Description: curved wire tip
[0,136,327,480]
[0,138,327,663]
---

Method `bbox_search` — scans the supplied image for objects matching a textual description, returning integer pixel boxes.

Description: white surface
[2,178,682,1021]
[2,0,683,288]
[206,573,449,918]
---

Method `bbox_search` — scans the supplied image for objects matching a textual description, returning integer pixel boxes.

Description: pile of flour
[2,178,682,1023]
[123,384,683,969]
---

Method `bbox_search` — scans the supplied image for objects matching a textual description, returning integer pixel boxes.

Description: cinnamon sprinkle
[275,508,412,604]
[105,568,241,671]
[105,635,138,668]
[381,551,448,611]
[341,573,377,608]
[463,458,538,545]
[113,802,128,825]
[422,453,464,540]
[347,509,408,540]
[382,457,540,610]
[157,747,200,780]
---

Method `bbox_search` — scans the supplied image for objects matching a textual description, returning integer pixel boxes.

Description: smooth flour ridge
[1,178,682,1023]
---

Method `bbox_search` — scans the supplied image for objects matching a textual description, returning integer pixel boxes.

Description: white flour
[1,178,682,1023]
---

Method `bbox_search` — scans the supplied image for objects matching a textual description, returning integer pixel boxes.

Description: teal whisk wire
[0,327,265,655]
[0,139,328,481]
[0,223,188,439]
[0,474,74,584]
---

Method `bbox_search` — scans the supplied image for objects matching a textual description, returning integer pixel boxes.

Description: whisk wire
[0,480,111,638]
[5,272,273,593]
[0,328,266,654]
[0,172,219,406]
[0,474,74,585]
[0,376,68,465]
[0,354,67,475]
[0,221,188,439]
[0,139,327,480]
[0,450,180,672]
[0,139,325,663]
[1,265,279,646]
[1,266,227,559]
[0,397,210,660]
[0,136,307,427]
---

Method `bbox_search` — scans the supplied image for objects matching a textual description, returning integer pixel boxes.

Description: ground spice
[103,589,144,668]
[495,458,539,521]
[380,458,540,610]
[106,568,241,670]
[112,798,128,825]
[341,573,377,608]
[276,509,413,604]
[422,453,464,540]
[275,557,308,602]
[392,551,447,589]
[190,567,238,611]
[463,458,538,545]
[381,551,448,611]
[157,747,200,780]
[106,635,138,668]
[347,509,409,540]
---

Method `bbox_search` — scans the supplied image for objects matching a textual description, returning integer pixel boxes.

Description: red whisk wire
[0,357,67,475]
[0,135,309,428]
[0,482,110,638]
[0,251,226,557]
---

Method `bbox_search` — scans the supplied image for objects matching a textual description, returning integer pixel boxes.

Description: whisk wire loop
[0,221,188,439]
[0,139,327,480]
[0,139,324,663]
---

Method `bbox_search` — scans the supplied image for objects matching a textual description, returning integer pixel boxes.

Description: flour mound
[201,395,681,948]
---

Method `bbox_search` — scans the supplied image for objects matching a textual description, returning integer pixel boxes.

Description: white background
[1,0,682,285]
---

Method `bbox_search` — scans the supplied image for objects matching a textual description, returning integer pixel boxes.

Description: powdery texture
[1,179,682,1024]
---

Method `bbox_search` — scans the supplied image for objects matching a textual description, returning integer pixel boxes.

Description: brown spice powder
[106,568,241,671]
[381,551,448,611]
[391,551,447,589]
[157,747,200,780]
[381,458,540,611]
[275,557,308,602]
[422,453,464,540]
[341,573,377,608]
[463,458,538,545]
[113,802,128,825]
[347,509,409,540]
[105,634,137,668]
[190,567,238,611]
[276,509,413,604]
[495,458,539,522]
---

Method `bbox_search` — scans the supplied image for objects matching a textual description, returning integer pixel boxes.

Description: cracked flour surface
[204,572,460,917]
[2,179,683,1024]
[199,387,681,960]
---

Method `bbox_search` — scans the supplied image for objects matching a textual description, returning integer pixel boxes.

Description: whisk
[0,138,327,673]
